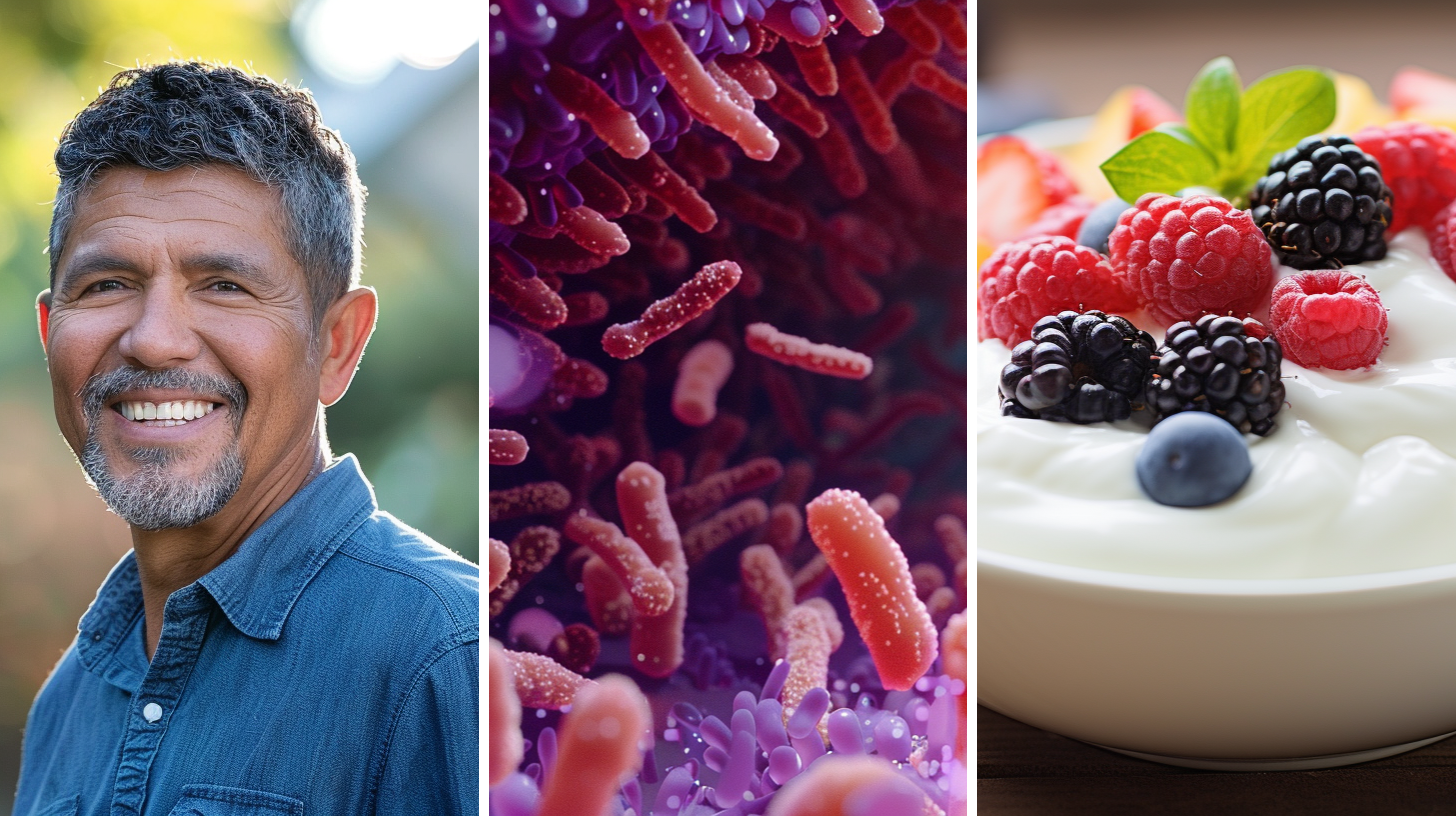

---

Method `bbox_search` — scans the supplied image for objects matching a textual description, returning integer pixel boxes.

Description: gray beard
[77,367,248,531]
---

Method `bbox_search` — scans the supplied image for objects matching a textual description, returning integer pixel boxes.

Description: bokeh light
[293,0,481,84]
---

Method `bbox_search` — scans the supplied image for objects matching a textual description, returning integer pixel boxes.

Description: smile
[115,399,219,426]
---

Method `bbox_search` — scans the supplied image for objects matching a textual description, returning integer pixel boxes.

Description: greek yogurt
[978,229,1456,579]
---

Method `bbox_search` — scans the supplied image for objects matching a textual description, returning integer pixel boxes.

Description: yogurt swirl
[978,229,1456,579]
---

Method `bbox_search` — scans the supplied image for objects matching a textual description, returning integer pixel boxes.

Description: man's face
[43,165,322,530]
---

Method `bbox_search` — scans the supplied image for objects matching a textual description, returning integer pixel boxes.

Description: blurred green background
[0,0,479,805]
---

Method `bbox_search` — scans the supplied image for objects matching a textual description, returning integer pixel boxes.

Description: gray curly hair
[49,61,366,326]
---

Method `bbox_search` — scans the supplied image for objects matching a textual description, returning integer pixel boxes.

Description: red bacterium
[745,323,874,380]
[564,515,675,616]
[805,489,938,691]
[602,260,742,359]
[671,339,735,427]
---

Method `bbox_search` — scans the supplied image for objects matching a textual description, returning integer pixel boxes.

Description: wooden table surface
[978,705,1456,815]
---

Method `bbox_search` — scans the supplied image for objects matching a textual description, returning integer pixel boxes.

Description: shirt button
[143,703,163,723]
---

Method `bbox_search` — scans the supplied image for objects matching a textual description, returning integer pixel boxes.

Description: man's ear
[37,289,52,351]
[318,286,377,407]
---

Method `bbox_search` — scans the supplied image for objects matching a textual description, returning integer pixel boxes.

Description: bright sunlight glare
[295,0,481,85]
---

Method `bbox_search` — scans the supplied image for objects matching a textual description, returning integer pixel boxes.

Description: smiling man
[12,64,478,815]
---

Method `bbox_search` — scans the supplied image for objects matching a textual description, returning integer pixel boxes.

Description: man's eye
[210,281,244,293]
[86,279,127,294]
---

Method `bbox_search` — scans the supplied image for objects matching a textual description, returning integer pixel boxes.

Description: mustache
[80,367,248,426]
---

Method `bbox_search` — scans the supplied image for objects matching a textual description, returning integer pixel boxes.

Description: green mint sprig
[1100,57,1337,207]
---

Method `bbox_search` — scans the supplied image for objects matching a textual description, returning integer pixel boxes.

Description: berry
[1239,316,1269,340]
[1107,193,1273,326]
[978,235,1136,346]
[1390,67,1456,125]
[1075,197,1132,254]
[1126,87,1180,139]
[1430,198,1456,282]
[1016,195,1096,242]
[1353,121,1456,232]
[1268,271,1387,369]
[1145,314,1285,436]
[999,310,1157,424]
[1248,135,1394,269]
[976,135,1078,245]
[1135,411,1252,507]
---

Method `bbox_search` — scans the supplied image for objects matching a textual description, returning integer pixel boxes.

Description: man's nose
[116,282,202,368]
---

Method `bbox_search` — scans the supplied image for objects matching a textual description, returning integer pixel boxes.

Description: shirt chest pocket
[166,785,304,816]
[29,795,78,816]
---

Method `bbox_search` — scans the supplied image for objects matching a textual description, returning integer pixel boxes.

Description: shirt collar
[77,454,376,675]
[197,454,375,641]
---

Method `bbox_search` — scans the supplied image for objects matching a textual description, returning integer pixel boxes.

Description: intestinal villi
[487,0,968,809]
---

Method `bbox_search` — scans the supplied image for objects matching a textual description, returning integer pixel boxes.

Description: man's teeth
[119,400,217,424]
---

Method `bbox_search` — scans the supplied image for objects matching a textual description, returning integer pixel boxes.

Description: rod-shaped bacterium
[806,489,937,691]
[617,461,689,678]
[746,323,873,380]
[502,649,595,711]
[602,261,742,359]
[489,640,523,786]
[489,429,529,466]
[741,544,795,659]
[488,538,511,593]
[672,339,735,427]
[564,515,675,616]
[535,675,652,816]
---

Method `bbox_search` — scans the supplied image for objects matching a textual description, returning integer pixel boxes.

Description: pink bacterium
[672,339,735,427]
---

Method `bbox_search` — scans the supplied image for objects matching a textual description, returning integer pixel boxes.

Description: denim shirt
[11,455,479,816]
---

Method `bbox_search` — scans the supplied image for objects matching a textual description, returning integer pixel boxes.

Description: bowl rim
[979,548,1456,596]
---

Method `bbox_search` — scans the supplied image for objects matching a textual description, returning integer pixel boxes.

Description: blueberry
[1136,412,1252,507]
[1075,197,1132,254]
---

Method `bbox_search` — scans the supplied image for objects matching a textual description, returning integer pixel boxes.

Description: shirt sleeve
[375,635,480,816]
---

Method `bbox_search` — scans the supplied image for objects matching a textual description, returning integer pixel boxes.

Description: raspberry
[977,235,1136,346]
[1353,121,1456,233]
[1107,193,1273,326]
[1268,271,1387,369]
[1432,199,1456,282]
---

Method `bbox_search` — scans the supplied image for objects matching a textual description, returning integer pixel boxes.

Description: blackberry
[1000,310,1157,424]
[1145,315,1285,436]
[1248,134,1394,270]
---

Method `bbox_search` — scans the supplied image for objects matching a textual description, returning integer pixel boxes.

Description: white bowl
[979,115,1456,770]
[978,550,1456,769]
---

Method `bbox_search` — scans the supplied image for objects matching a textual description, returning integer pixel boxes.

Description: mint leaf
[1231,67,1336,192]
[1100,124,1219,203]
[1185,57,1241,158]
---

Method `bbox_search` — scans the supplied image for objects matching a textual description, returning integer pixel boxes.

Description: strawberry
[1127,87,1179,139]
[1390,66,1456,119]
[976,135,1077,246]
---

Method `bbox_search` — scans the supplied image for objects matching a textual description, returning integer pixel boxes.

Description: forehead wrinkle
[85,166,268,215]
[178,251,271,284]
